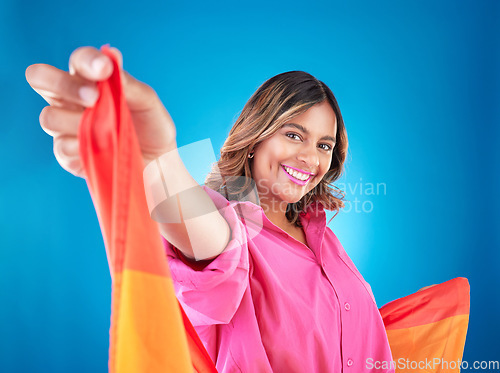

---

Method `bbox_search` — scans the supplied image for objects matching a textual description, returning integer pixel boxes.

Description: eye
[285,132,301,141]
[319,143,333,151]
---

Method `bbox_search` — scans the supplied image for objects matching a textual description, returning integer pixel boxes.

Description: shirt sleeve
[162,186,250,327]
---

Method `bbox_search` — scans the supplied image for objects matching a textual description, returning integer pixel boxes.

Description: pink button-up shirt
[163,186,394,372]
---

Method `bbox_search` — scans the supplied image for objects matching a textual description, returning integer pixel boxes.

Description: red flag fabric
[78,45,217,373]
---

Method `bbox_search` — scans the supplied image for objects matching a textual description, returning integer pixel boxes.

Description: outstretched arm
[26,46,230,261]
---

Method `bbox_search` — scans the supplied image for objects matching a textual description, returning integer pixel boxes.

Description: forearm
[143,148,230,261]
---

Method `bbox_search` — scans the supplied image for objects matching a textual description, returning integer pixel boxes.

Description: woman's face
[251,100,337,210]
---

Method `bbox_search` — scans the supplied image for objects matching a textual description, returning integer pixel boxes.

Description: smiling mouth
[281,164,314,185]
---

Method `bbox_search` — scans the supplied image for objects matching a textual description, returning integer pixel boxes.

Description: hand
[417,284,437,292]
[26,46,177,178]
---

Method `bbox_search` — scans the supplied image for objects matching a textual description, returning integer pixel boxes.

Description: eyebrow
[282,123,336,143]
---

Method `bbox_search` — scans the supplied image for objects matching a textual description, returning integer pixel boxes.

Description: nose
[296,143,320,171]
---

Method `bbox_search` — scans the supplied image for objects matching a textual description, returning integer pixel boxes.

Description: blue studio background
[1,0,498,372]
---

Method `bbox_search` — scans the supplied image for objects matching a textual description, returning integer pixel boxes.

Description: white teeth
[283,165,310,181]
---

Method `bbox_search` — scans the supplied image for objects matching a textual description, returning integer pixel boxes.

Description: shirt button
[347,359,354,367]
[344,302,351,311]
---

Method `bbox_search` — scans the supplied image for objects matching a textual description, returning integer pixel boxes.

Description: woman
[26,46,394,372]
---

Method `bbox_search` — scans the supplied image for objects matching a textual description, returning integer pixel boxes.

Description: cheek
[252,158,272,186]
[255,145,283,174]
[319,157,332,177]
[312,159,332,187]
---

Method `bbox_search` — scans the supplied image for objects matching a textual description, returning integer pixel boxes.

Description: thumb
[121,70,159,112]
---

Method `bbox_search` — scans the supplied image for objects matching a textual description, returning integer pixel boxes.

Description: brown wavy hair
[205,71,348,227]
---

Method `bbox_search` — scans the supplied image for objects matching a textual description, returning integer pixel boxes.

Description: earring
[248,152,254,159]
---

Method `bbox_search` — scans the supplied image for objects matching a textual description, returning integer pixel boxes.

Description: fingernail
[91,56,107,74]
[79,86,98,105]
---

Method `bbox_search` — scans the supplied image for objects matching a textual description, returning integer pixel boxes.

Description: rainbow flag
[78,45,469,373]
[380,277,470,372]
[78,45,217,373]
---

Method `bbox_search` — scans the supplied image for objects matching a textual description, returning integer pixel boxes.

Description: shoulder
[202,186,261,214]
[323,226,345,257]
[201,185,232,208]
[323,228,378,305]
[201,185,265,242]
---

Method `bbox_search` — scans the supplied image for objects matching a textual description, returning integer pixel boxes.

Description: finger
[53,135,85,178]
[54,134,80,159]
[417,284,437,292]
[68,46,113,81]
[33,88,84,111]
[108,47,123,69]
[26,64,99,107]
[39,106,83,137]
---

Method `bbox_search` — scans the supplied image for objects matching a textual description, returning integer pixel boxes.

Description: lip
[281,164,314,186]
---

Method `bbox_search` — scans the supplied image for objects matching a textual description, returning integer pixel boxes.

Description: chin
[280,192,305,205]
[284,183,317,203]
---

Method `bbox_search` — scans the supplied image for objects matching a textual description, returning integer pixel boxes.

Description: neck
[259,196,293,231]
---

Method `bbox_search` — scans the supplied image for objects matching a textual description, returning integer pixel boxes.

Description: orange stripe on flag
[379,277,470,373]
[115,270,192,372]
[386,315,469,373]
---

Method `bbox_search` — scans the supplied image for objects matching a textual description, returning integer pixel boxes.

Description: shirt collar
[300,201,326,229]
